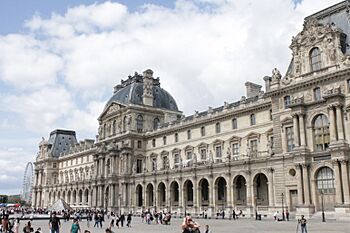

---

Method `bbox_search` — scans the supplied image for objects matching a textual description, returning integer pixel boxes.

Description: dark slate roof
[48,129,77,157]
[106,73,179,111]
[307,1,350,55]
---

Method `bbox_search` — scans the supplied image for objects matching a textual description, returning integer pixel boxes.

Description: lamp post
[321,190,326,222]
[281,193,285,221]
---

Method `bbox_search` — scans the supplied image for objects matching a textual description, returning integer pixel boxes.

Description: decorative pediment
[281,117,293,126]
[228,135,241,143]
[196,142,209,148]
[172,148,181,153]
[246,132,260,139]
[288,17,346,77]
[98,102,126,120]
[212,139,224,145]
[160,150,169,156]
[184,145,194,151]
[265,128,273,136]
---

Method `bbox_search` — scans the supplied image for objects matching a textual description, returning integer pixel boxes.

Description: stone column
[296,165,304,205]
[293,114,300,147]
[302,164,310,205]
[336,105,345,140]
[268,169,275,206]
[166,182,171,211]
[340,160,350,204]
[181,187,186,214]
[34,171,39,186]
[111,156,115,174]
[328,106,337,142]
[333,161,343,204]
[282,128,288,153]
[32,191,37,207]
[310,179,317,207]
[298,113,306,147]
[95,158,99,177]
[227,183,233,209]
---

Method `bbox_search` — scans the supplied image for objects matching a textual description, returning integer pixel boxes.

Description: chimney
[143,69,154,106]
[245,81,262,98]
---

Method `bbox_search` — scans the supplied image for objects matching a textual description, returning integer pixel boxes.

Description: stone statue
[272,68,282,81]
[226,147,231,161]
[246,142,251,157]
[132,162,137,174]
[267,140,273,156]
[179,157,183,167]
[193,153,197,164]
[208,150,214,164]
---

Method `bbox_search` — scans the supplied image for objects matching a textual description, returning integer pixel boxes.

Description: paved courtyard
[27,217,349,233]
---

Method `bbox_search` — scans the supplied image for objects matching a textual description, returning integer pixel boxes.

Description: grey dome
[106,74,179,111]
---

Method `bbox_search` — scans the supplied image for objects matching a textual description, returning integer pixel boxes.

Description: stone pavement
[25,217,348,233]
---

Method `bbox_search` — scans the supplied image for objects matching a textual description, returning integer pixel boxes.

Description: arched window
[250,114,256,126]
[153,118,160,130]
[284,96,291,109]
[310,47,322,71]
[187,130,191,140]
[112,120,116,134]
[215,122,221,134]
[313,114,330,151]
[136,115,143,133]
[316,167,335,193]
[200,126,205,136]
[232,118,237,129]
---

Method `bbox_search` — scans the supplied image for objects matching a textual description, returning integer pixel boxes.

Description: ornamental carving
[289,17,345,77]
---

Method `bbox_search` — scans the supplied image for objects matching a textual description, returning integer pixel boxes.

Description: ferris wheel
[22,162,34,204]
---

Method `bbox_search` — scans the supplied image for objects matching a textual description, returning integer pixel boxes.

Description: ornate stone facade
[32,2,350,220]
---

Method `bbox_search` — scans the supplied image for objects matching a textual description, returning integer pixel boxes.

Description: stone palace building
[32,1,350,219]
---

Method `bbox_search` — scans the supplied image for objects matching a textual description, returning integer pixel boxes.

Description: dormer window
[310,47,322,71]
[284,96,291,109]
[153,118,160,130]
[215,122,221,134]
[250,114,256,126]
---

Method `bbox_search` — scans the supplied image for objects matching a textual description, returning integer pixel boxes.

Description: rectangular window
[187,130,191,140]
[174,154,180,164]
[200,148,207,160]
[136,159,142,173]
[232,143,239,158]
[186,151,192,160]
[232,119,237,129]
[53,163,57,168]
[175,133,179,143]
[286,126,294,152]
[250,139,258,155]
[163,136,167,145]
[86,156,89,162]
[137,140,142,148]
[215,146,222,158]
[162,156,168,169]
[152,139,156,147]
[348,79,350,93]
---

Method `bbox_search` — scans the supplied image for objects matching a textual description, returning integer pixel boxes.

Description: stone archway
[233,175,247,206]
[253,173,269,206]
[314,166,336,211]
[158,182,166,207]
[184,180,194,207]
[136,184,143,207]
[198,178,209,207]
[215,177,227,207]
[84,189,89,205]
[170,181,179,207]
[146,183,154,207]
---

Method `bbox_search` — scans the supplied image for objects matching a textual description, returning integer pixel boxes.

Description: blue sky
[0,0,341,195]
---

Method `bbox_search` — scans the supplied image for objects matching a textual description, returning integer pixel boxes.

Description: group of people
[141,210,172,225]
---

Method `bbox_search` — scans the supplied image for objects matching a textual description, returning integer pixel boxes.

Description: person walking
[298,215,308,233]
[126,213,132,227]
[49,212,61,233]
[232,210,236,220]
[13,218,20,233]
[285,209,289,221]
[71,219,81,233]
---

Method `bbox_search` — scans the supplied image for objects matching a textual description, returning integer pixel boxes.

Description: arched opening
[146,183,154,207]
[84,189,89,205]
[57,191,61,199]
[78,190,83,204]
[62,191,66,202]
[184,180,194,206]
[48,192,52,205]
[313,114,330,151]
[254,173,269,206]
[315,166,335,211]
[136,185,143,207]
[170,181,179,206]
[199,178,209,206]
[158,182,166,207]
[234,175,247,206]
[53,192,56,203]
[72,190,77,204]
[310,47,321,71]
[67,190,71,204]
[215,177,227,206]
